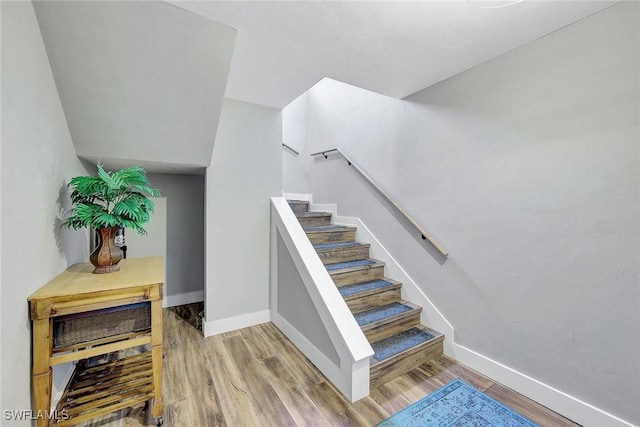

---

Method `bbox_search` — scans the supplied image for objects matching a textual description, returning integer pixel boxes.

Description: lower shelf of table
[54,351,155,426]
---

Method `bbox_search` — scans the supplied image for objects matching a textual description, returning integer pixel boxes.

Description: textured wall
[33,1,237,173]
[146,174,205,300]
[282,92,311,194]
[1,1,90,420]
[302,3,639,423]
[276,234,340,364]
[206,99,282,323]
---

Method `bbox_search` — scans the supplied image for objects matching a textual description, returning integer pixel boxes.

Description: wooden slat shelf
[56,352,154,426]
[28,257,164,427]
[71,361,152,392]
[50,335,152,367]
[74,352,151,379]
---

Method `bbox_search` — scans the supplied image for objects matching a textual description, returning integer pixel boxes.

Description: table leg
[151,299,163,418]
[32,318,52,427]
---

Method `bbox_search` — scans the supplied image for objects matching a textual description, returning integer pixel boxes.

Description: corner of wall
[202,310,271,337]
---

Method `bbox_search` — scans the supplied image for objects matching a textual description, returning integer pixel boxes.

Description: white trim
[334,213,636,427]
[309,203,338,217]
[270,216,279,316]
[280,191,337,216]
[270,197,373,402]
[271,198,373,362]
[163,290,204,308]
[347,357,372,403]
[203,309,271,337]
[282,192,312,201]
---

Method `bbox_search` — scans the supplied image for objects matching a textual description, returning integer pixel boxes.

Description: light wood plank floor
[81,307,581,427]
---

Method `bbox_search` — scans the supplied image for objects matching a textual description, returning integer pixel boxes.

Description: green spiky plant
[64,162,160,235]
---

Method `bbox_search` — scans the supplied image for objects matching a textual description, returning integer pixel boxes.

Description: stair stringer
[332,215,455,356]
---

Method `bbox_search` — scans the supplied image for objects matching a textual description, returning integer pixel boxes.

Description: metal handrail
[282,143,300,155]
[310,147,448,257]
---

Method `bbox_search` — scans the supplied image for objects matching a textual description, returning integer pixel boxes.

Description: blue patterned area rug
[377,379,539,427]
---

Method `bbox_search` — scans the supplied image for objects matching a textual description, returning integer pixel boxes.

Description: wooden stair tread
[287,200,309,215]
[338,278,401,300]
[296,211,332,218]
[297,210,332,227]
[303,224,357,233]
[369,325,444,369]
[355,301,421,329]
[291,198,446,389]
[314,241,371,265]
[313,241,369,251]
[341,278,403,315]
[326,258,385,274]
[305,224,357,245]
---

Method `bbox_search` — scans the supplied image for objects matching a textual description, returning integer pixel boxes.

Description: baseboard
[333,213,636,427]
[451,344,636,427]
[163,290,204,308]
[203,309,271,337]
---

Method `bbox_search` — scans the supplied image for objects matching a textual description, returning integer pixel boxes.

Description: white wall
[276,234,340,364]
[32,1,237,174]
[1,1,90,421]
[204,99,282,335]
[282,92,311,194]
[125,197,167,261]
[124,197,168,307]
[146,173,206,306]
[300,2,639,424]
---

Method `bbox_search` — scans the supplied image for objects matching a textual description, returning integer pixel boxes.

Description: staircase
[288,200,444,389]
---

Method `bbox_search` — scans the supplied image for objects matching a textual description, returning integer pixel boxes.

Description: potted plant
[64,162,160,273]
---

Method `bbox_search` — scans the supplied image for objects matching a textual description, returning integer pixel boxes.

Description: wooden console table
[28,257,164,426]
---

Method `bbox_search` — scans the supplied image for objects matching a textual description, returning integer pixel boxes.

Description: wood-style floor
[80,307,581,427]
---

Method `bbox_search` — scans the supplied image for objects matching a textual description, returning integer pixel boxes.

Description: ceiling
[34,1,236,174]
[34,0,619,174]
[171,0,619,109]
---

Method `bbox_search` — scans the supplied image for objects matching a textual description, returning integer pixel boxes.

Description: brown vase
[90,227,123,274]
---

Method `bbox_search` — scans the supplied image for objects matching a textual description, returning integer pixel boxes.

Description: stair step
[327,258,385,286]
[369,325,444,389]
[370,325,438,362]
[325,259,377,271]
[339,278,402,313]
[291,197,447,391]
[287,199,309,215]
[304,225,357,245]
[296,211,332,227]
[313,241,362,250]
[339,278,400,297]
[356,301,421,342]
[314,241,370,265]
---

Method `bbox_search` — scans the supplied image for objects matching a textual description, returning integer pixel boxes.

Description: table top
[28,256,164,301]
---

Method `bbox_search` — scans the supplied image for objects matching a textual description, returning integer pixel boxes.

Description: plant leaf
[62,162,160,235]
[92,211,120,229]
